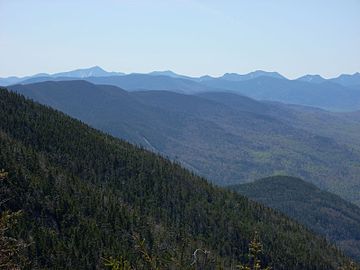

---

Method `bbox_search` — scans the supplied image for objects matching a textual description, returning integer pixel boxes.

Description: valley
[1,88,354,269]
[9,79,360,206]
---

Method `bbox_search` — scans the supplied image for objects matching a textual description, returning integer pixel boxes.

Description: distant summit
[330,72,360,87]
[297,74,326,83]
[220,70,286,81]
[52,66,124,78]
[148,70,182,78]
[0,66,125,86]
[2,66,360,87]
[147,70,201,81]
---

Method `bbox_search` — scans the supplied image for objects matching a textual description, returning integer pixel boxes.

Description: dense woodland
[231,176,360,262]
[0,88,358,269]
[10,81,360,206]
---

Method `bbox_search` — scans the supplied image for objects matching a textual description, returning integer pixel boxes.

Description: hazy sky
[1,0,359,78]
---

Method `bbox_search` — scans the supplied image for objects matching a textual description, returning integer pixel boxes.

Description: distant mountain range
[9,80,360,206]
[0,66,124,86]
[2,66,359,111]
[230,175,360,261]
[201,76,360,111]
[1,65,359,86]
[218,70,286,81]
[2,66,360,267]
[330,73,360,87]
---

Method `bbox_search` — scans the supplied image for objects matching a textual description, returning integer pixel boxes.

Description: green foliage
[338,261,360,270]
[10,81,360,205]
[231,176,360,262]
[0,170,28,269]
[236,232,270,270]
[103,256,132,270]
[133,233,162,270]
[103,233,272,270]
[0,88,356,269]
[0,170,8,181]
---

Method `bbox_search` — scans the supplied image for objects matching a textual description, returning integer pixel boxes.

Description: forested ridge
[10,81,360,206]
[230,176,360,262]
[0,88,357,269]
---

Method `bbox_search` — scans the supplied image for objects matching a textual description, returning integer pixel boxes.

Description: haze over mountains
[0,66,124,85]
[2,66,360,111]
[3,66,360,267]
[2,66,360,86]
[3,0,360,267]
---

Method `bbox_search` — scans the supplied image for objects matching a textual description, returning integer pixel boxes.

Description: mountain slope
[85,74,216,93]
[297,74,327,83]
[9,81,360,205]
[330,73,360,87]
[202,76,360,111]
[17,73,217,94]
[0,67,124,86]
[5,67,360,111]
[266,103,360,153]
[230,176,360,261]
[8,80,202,150]
[199,92,360,152]
[0,87,355,269]
[52,65,124,78]
[219,70,286,81]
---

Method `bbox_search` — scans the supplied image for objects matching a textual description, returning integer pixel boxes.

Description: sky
[1,0,359,79]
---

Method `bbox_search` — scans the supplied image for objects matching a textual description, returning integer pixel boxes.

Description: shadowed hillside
[230,176,360,261]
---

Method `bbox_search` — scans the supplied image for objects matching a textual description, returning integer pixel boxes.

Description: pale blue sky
[1,0,359,78]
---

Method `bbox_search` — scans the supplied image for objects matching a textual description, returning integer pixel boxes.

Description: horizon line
[1,65,359,80]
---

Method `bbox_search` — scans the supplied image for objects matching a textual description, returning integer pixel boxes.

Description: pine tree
[237,232,271,270]
[0,170,28,269]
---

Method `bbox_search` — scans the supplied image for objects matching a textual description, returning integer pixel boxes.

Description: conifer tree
[237,232,271,270]
[0,170,28,269]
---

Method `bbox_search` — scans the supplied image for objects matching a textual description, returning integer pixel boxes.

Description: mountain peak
[220,70,286,81]
[148,70,179,76]
[88,65,106,71]
[52,66,124,78]
[330,72,360,87]
[250,70,285,79]
[297,74,326,83]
